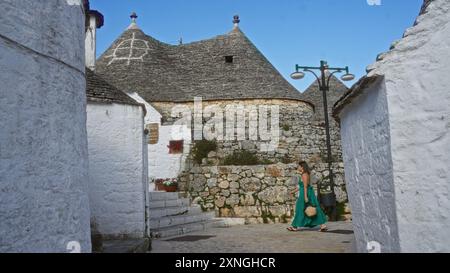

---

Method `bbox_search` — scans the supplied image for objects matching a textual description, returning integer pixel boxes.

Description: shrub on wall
[222,150,263,166]
[191,139,217,164]
[282,124,290,131]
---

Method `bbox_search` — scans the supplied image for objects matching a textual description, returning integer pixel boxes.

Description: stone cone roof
[302,74,349,120]
[95,24,309,104]
[86,69,141,106]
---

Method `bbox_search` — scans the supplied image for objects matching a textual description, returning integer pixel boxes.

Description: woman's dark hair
[299,161,311,174]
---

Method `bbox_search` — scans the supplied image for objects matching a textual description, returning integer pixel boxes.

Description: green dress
[291,176,327,228]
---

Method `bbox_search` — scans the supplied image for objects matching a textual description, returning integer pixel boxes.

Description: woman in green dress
[287,161,328,232]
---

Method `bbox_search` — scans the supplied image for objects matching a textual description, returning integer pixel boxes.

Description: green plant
[282,124,290,131]
[222,150,261,166]
[260,158,274,165]
[191,139,217,164]
[163,179,178,187]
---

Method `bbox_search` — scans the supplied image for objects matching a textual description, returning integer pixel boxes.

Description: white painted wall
[340,79,400,253]
[127,92,162,125]
[0,0,91,253]
[339,0,450,253]
[148,125,192,182]
[85,14,98,71]
[127,92,192,190]
[86,102,148,239]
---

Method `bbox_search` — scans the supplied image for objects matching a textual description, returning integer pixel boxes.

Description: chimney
[85,10,104,71]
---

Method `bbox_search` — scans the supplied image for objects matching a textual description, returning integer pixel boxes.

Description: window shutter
[168,140,184,154]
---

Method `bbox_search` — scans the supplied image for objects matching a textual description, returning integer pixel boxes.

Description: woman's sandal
[287,227,299,232]
[319,226,329,232]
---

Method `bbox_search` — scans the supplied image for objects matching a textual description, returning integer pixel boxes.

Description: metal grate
[165,235,216,242]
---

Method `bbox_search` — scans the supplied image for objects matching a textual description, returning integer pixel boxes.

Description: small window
[225,56,234,63]
[147,123,159,144]
[168,140,184,154]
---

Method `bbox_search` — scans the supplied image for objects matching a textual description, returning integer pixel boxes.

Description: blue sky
[91,0,423,92]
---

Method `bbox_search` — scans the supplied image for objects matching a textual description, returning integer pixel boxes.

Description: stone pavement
[100,238,150,253]
[150,221,355,253]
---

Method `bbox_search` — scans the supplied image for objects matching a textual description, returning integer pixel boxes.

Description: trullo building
[84,5,150,248]
[95,14,350,224]
[86,69,149,246]
[333,0,450,253]
[0,0,92,253]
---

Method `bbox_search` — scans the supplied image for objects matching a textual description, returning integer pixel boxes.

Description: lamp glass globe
[291,71,305,80]
[341,74,355,81]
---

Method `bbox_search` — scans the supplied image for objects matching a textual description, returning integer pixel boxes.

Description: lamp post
[291,60,354,221]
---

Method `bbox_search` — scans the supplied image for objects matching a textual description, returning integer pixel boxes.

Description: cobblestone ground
[150,221,355,253]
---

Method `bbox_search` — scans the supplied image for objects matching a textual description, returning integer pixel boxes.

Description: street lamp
[291,60,354,221]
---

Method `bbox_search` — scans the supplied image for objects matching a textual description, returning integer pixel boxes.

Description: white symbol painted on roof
[105,32,150,66]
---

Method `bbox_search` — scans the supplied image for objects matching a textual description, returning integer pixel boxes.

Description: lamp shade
[341,73,355,81]
[290,71,305,80]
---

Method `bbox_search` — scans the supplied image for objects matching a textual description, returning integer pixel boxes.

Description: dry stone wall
[152,99,348,220]
[180,163,346,223]
[153,99,343,165]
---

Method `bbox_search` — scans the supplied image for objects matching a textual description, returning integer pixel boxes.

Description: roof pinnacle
[233,15,240,28]
[128,12,139,30]
[130,12,138,23]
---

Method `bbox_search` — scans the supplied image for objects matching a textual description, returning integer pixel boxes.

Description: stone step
[188,205,203,215]
[149,192,181,201]
[210,217,246,228]
[149,204,202,219]
[149,206,189,219]
[148,197,190,209]
[149,211,216,230]
[150,219,224,239]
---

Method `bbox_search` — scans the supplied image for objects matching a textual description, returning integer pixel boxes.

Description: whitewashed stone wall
[85,13,98,71]
[339,79,400,253]
[148,125,191,182]
[0,0,91,252]
[338,0,450,253]
[126,93,191,188]
[86,102,148,239]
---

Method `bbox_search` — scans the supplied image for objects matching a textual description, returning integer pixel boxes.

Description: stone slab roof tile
[86,69,141,106]
[302,74,349,120]
[95,25,312,106]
